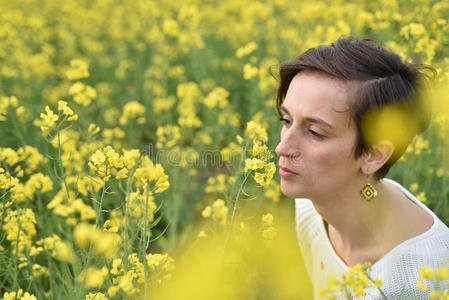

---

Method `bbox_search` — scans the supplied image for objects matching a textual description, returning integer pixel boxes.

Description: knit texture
[295,178,449,299]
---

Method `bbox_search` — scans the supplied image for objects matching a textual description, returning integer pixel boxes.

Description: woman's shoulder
[367,239,449,299]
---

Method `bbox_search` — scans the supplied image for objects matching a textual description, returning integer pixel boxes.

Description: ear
[361,140,395,175]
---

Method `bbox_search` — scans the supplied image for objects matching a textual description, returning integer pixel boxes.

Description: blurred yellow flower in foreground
[78,267,109,289]
[319,262,383,298]
[74,223,121,259]
[150,207,311,300]
[202,199,228,225]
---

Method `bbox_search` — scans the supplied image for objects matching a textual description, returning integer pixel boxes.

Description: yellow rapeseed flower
[419,266,435,280]
[437,265,449,281]
[78,267,108,289]
[416,279,428,291]
[236,41,258,58]
[67,59,89,80]
[243,64,258,80]
[57,100,74,116]
[40,106,58,130]
[262,213,274,226]
[416,192,427,202]
[85,292,107,300]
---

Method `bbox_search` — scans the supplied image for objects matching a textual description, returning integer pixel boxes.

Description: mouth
[279,166,299,177]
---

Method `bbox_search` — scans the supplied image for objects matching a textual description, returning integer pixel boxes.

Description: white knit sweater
[295,178,449,299]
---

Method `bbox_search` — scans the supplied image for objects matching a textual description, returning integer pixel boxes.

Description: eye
[279,117,291,126]
[308,129,325,139]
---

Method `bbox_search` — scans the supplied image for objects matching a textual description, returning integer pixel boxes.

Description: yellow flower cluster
[39,106,59,132]
[244,120,268,143]
[85,292,107,300]
[3,208,36,256]
[0,96,20,121]
[261,213,277,245]
[264,180,281,203]
[177,82,202,128]
[74,223,121,259]
[126,189,157,227]
[205,173,235,195]
[107,252,175,296]
[134,156,170,192]
[47,187,97,221]
[236,41,258,58]
[15,146,47,175]
[58,100,78,121]
[66,59,90,80]
[119,100,146,125]
[31,264,49,278]
[416,263,449,299]
[405,135,432,157]
[78,267,109,289]
[11,173,53,202]
[156,125,181,149]
[203,87,229,109]
[102,127,125,146]
[152,96,176,115]
[218,111,241,127]
[38,100,77,134]
[193,132,213,146]
[89,145,128,181]
[147,253,176,283]
[319,262,383,299]
[68,81,97,106]
[243,63,259,80]
[244,121,275,186]
[0,168,18,191]
[1,289,37,300]
[220,141,242,162]
[201,199,228,226]
[35,234,75,263]
[0,149,52,204]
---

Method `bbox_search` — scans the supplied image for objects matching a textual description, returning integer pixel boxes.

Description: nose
[275,128,300,158]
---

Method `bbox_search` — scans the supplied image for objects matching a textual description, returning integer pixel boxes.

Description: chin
[280,180,308,199]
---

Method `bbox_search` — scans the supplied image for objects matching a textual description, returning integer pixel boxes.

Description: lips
[279,166,299,177]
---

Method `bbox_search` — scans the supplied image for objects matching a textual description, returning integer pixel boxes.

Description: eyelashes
[308,129,325,138]
[279,117,326,139]
[279,117,290,125]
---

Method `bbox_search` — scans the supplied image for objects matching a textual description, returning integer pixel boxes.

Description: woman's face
[275,72,364,200]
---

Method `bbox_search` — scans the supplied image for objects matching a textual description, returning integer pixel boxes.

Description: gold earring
[360,176,377,201]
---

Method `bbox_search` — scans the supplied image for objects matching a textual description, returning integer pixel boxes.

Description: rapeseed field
[0,0,449,299]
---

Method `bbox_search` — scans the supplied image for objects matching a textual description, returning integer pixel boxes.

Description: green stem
[57,128,71,203]
[123,174,132,271]
[142,185,151,298]
[366,273,388,300]
[225,141,249,208]
[12,221,22,291]
[0,190,10,232]
[225,170,252,245]
[95,164,108,228]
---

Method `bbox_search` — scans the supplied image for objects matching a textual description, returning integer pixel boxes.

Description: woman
[274,37,449,299]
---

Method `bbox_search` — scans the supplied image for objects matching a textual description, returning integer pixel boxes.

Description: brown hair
[275,37,434,179]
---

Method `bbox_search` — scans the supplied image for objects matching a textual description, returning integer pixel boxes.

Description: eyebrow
[280,105,335,129]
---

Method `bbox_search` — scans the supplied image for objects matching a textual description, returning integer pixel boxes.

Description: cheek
[305,141,357,175]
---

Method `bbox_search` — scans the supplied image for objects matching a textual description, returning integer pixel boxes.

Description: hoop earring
[360,176,377,201]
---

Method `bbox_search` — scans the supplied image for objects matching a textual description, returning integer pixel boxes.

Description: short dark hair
[275,37,434,179]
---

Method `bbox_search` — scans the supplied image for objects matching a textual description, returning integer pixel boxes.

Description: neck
[311,178,394,252]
